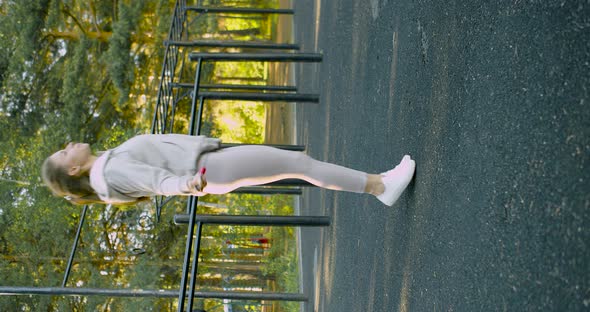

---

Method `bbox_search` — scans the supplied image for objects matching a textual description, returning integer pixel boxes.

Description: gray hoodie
[89,134,221,204]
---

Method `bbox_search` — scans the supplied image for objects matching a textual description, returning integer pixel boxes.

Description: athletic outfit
[89,134,368,204]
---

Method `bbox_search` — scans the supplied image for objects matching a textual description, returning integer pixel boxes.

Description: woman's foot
[376,155,416,206]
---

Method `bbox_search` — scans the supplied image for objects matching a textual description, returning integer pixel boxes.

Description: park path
[293,1,589,311]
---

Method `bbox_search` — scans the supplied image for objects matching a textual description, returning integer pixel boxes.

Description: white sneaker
[376,155,416,206]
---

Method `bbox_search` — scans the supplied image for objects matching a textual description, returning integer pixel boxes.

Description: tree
[0,1,173,309]
[0,0,300,310]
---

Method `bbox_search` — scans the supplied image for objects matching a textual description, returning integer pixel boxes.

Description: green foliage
[211,100,266,144]
[0,1,166,308]
[106,1,144,105]
[0,0,298,310]
[61,38,93,140]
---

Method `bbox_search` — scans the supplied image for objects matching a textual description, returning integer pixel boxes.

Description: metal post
[179,62,205,307]
[195,96,205,136]
[187,221,203,311]
[178,197,198,312]
[188,58,203,136]
[189,52,323,62]
[174,214,331,227]
[165,40,299,50]
[167,91,182,134]
[184,6,294,14]
[152,0,186,135]
[258,179,313,186]
[154,186,302,212]
[62,205,88,287]
[232,187,302,195]
[199,91,319,103]
[171,82,297,92]
[0,287,307,301]
[180,62,205,308]
[220,143,305,151]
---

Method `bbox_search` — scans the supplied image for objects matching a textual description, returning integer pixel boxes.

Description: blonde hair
[41,157,105,205]
[41,156,150,206]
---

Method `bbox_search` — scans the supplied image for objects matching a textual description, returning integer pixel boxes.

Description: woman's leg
[197,145,372,195]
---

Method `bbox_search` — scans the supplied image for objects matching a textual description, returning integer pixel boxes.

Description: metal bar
[165,40,299,50]
[262,179,313,186]
[195,96,205,136]
[180,58,206,306]
[157,187,301,212]
[187,96,199,138]
[220,142,305,151]
[188,58,203,136]
[185,6,294,14]
[162,78,171,133]
[152,0,179,133]
[178,196,198,312]
[189,52,323,62]
[172,89,193,132]
[161,195,177,207]
[171,83,297,92]
[232,187,302,195]
[62,205,88,287]
[167,90,180,133]
[155,196,163,223]
[153,0,185,135]
[199,91,318,102]
[187,221,203,311]
[150,102,159,134]
[0,287,307,301]
[174,214,331,227]
[179,58,204,309]
[184,57,206,309]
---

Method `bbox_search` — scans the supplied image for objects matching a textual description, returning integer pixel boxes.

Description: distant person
[41,134,415,206]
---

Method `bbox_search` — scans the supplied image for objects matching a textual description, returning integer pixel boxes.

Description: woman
[41,134,416,206]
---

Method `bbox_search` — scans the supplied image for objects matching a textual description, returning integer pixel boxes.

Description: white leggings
[197,145,368,195]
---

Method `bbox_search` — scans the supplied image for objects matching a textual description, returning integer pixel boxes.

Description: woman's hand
[190,168,207,192]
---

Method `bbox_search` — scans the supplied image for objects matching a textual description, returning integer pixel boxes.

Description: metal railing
[151,0,188,136]
[0,1,329,312]
[171,2,327,311]
[176,45,325,310]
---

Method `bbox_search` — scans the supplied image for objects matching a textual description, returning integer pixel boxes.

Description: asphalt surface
[292,1,589,311]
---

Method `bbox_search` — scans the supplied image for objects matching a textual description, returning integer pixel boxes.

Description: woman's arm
[105,158,203,197]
